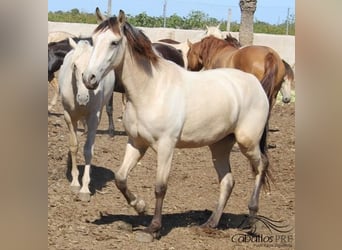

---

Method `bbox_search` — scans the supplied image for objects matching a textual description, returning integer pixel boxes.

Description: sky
[48,0,295,25]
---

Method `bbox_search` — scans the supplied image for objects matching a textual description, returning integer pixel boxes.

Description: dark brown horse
[187,35,286,110]
[158,38,180,44]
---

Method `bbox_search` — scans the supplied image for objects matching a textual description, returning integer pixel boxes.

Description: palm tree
[239,0,257,46]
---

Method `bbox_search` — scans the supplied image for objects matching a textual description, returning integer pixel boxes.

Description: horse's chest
[123,105,151,139]
[123,104,177,144]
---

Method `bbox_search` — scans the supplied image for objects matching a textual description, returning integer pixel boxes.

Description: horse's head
[204,24,223,39]
[69,38,93,106]
[186,39,203,71]
[280,59,294,104]
[83,10,127,90]
[280,76,292,104]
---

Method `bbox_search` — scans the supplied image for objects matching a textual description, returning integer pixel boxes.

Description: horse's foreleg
[106,93,115,137]
[48,77,59,112]
[115,139,148,214]
[63,111,80,193]
[142,139,175,240]
[118,93,126,121]
[78,114,100,202]
[202,135,236,228]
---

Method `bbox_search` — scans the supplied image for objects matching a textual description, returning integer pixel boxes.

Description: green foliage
[253,17,295,35]
[48,9,295,35]
[48,9,97,24]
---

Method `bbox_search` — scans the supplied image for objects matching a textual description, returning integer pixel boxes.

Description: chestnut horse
[187,35,286,110]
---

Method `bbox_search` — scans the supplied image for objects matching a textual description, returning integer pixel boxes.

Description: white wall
[48,21,295,67]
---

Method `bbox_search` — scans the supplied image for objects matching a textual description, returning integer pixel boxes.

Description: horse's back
[48,31,75,43]
[174,68,268,147]
[184,67,268,117]
[222,46,285,102]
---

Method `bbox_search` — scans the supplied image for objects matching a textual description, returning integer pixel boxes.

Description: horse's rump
[48,31,76,43]
[153,43,184,68]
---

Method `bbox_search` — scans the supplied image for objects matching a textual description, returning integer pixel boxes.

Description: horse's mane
[224,34,242,48]
[94,16,159,66]
[200,35,235,62]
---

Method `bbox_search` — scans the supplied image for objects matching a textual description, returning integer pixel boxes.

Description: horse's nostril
[283,97,291,103]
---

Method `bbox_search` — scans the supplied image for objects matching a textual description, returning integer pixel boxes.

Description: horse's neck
[119,49,158,102]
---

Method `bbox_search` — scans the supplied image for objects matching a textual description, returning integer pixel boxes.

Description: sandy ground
[48,85,295,249]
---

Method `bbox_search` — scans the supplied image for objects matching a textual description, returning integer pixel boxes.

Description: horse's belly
[177,111,237,148]
[176,129,233,148]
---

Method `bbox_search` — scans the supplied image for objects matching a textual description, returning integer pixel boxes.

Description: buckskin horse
[82,10,271,242]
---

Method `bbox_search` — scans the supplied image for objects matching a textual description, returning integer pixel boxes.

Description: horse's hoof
[78,192,91,202]
[134,230,154,242]
[239,216,255,230]
[135,199,146,215]
[70,185,81,194]
[200,220,217,229]
[131,198,146,215]
[109,130,115,137]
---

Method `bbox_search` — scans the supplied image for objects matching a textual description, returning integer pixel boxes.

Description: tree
[239,0,257,46]
[184,11,209,29]
[167,14,184,28]
[70,8,80,15]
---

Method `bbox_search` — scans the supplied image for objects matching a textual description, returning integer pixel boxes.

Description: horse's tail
[259,116,273,192]
[260,52,278,112]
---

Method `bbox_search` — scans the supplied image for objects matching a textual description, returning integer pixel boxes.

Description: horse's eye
[111,41,118,46]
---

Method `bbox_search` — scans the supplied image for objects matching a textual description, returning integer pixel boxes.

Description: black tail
[259,117,274,192]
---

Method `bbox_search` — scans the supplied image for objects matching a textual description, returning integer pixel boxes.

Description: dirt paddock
[48,85,295,249]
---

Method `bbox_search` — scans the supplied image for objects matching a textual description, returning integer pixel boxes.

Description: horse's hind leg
[63,111,80,193]
[106,93,115,137]
[115,139,148,214]
[202,135,236,228]
[237,133,269,225]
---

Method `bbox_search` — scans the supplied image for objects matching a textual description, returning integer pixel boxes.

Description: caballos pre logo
[231,215,294,248]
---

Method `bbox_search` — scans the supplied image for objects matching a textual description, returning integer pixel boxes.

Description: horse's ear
[187,39,192,48]
[118,9,126,24]
[95,7,106,23]
[68,37,77,49]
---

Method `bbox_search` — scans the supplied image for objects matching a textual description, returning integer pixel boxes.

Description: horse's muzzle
[82,73,99,90]
[76,93,90,106]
